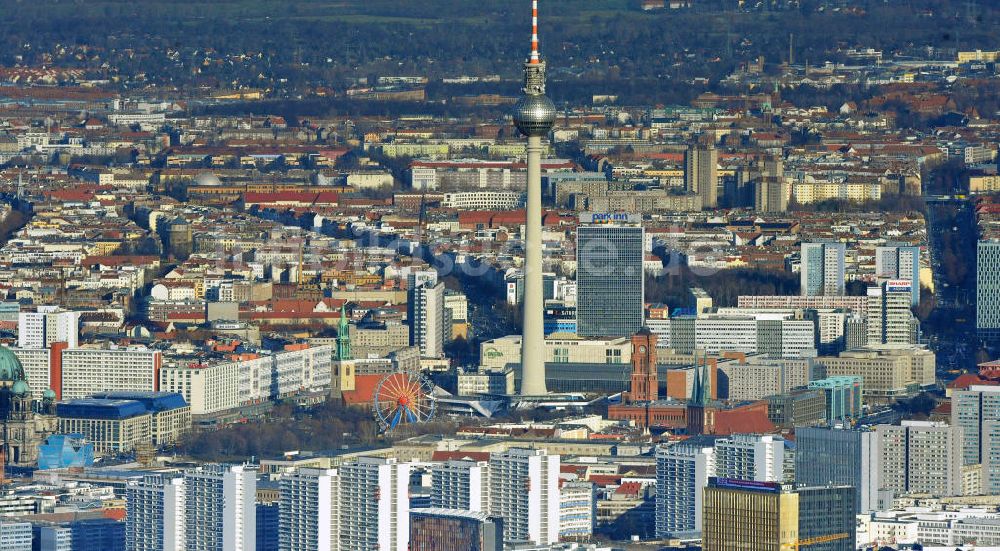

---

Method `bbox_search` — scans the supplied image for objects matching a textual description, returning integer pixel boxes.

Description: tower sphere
[513,94,556,137]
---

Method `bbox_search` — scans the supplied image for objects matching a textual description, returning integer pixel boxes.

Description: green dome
[0,347,25,383]
[11,380,29,396]
[43,389,57,400]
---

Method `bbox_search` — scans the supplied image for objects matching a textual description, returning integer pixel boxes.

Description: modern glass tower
[576,222,644,337]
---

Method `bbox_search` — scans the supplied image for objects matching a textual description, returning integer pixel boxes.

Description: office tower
[655,435,717,538]
[0,522,32,551]
[795,485,857,551]
[409,280,445,358]
[702,478,799,551]
[278,468,340,551]
[703,478,855,551]
[977,241,1000,339]
[629,328,658,401]
[952,385,1000,493]
[876,421,964,496]
[866,281,918,346]
[184,464,257,551]
[576,221,644,337]
[489,448,560,546]
[559,481,595,540]
[875,245,921,306]
[410,509,503,551]
[714,433,786,482]
[685,142,719,208]
[339,457,411,551]
[795,426,881,513]
[126,474,186,551]
[256,503,279,551]
[807,376,863,423]
[512,0,556,395]
[800,242,846,296]
[431,460,490,512]
[36,518,126,551]
[17,307,79,348]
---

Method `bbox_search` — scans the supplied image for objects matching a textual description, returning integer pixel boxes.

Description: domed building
[0,347,56,466]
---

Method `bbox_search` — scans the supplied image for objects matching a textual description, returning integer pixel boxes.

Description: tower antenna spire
[530,0,540,64]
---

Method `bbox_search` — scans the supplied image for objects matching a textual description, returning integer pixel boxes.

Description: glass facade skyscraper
[576,223,644,337]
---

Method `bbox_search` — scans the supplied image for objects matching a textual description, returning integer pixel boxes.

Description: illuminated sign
[885,279,913,293]
[580,212,641,224]
[711,477,782,494]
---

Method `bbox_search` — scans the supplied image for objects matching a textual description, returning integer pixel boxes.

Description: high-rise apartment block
[184,464,257,551]
[952,385,1000,494]
[800,242,846,296]
[17,307,79,349]
[431,460,490,512]
[488,448,560,546]
[876,421,964,497]
[576,218,644,337]
[685,143,718,208]
[126,474,186,551]
[339,457,411,551]
[655,435,717,538]
[714,433,786,482]
[127,465,256,551]
[278,468,340,551]
[875,245,921,306]
[409,280,445,358]
[866,280,918,346]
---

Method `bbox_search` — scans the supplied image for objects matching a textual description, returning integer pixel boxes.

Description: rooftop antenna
[530,0,540,65]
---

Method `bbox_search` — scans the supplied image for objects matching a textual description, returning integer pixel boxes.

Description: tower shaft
[520,135,547,395]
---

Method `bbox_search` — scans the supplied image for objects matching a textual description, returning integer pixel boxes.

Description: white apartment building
[339,457,411,551]
[876,421,964,497]
[430,460,490,512]
[714,433,786,482]
[655,436,717,538]
[867,281,917,346]
[17,308,79,348]
[279,468,340,551]
[126,474,186,551]
[410,281,445,358]
[0,522,32,551]
[160,345,333,415]
[11,345,161,401]
[559,481,595,540]
[489,448,560,546]
[184,464,256,551]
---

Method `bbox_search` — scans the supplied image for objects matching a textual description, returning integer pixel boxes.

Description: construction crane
[794,532,850,550]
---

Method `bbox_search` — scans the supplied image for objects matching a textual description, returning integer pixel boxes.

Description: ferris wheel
[372,370,436,432]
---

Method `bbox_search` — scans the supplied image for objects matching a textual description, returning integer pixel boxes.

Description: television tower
[513,0,556,396]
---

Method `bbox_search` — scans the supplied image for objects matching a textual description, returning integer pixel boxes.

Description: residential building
[576,220,644,337]
[489,448,560,546]
[714,433,786,482]
[866,281,918,346]
[184,464,257,551]
[18,308,80,349]
[0,522,32,551]
[431,460,490,512]
[126,474,186,551]
[410,281,445,358]
[800,242,846,296]
[655,435,717,538]
[278,468,340,551]
[685,143,718,208]
[559,481,595,541]
[339,457,411,551]
[876,421,964,496]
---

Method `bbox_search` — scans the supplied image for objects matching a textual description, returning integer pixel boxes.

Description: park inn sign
[580,212,641,225]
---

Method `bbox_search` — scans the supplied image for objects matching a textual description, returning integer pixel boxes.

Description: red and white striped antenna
[530,0,540,64]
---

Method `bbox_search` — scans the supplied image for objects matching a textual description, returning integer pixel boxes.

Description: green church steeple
[336,303,352,361]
